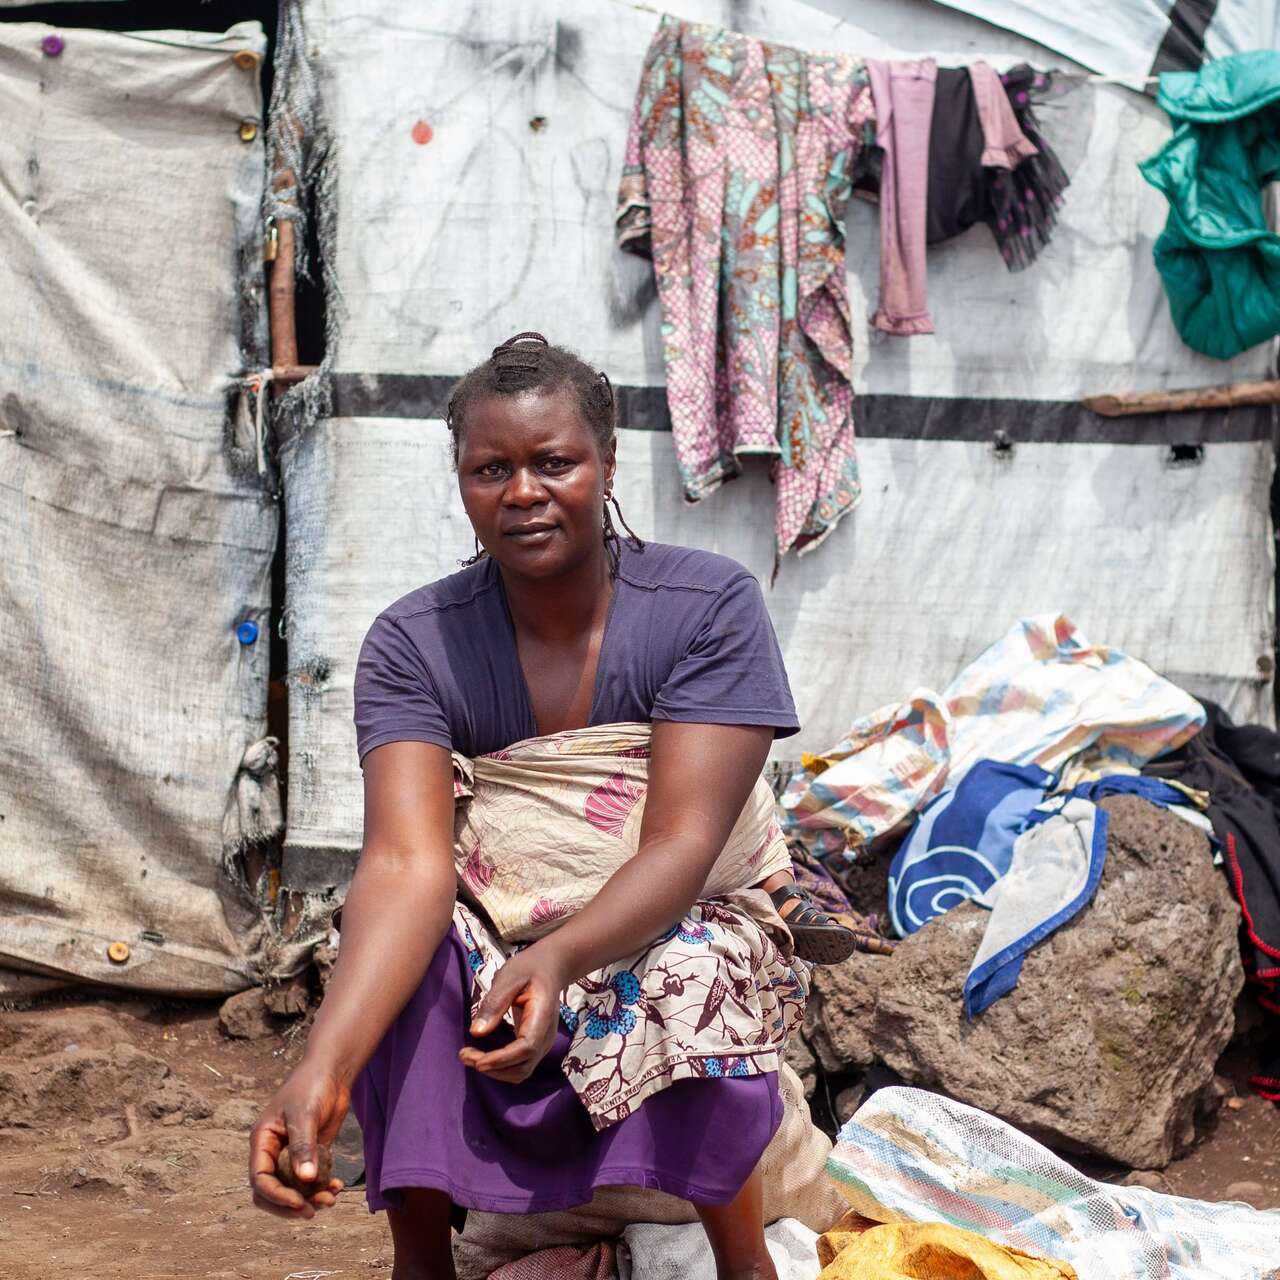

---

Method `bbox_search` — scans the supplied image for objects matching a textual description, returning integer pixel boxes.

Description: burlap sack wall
[0,22,280,994]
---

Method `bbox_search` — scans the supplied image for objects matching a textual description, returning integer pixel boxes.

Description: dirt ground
[2,993,1278,1280]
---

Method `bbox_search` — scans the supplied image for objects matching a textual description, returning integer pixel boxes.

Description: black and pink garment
[926,63,1071,272]
[1142,700,1280,1104]
[990,65,1072,269]
[858,58,1072,337]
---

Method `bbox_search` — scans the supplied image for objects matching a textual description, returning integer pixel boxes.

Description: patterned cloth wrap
[780,613,1206,861]
[617,16,874,564]
[449,723,811,1131]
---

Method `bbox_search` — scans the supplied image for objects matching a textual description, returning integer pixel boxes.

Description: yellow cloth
[1053,755,1209,811]
[817,1215,1078,1280]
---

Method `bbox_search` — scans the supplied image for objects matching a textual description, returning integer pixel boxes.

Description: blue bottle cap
[236,620,259,646]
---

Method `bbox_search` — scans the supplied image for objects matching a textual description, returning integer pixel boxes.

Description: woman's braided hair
[446,332,616,463]
[446,332,643,573]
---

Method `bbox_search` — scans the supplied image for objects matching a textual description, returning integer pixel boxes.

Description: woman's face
[456,388,616,580]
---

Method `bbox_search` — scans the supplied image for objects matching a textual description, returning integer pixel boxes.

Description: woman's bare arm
[540,720,773,975]
[249,740,456,1217]
[462,720,773,1082]
[300,741,457,1079]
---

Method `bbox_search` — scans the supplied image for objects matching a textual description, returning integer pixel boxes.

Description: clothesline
[619,0,1157,84]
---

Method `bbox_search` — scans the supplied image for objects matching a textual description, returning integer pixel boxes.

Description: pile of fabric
[827,1086,1280,1280]
[616,16,1069,565]
[1143,701,1280,1101]
[779,612,1280,1094]
[473,1081,1280,1278]
[779,613,1205,858]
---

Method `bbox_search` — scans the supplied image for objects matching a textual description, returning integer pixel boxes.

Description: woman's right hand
[249,1060,348,1219]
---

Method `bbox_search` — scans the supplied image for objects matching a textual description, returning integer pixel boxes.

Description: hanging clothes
[926,64,1069,270]
[867,58,938,336]
[925,66,987,243]
[858,59,1061,338]
[970,61,1039,169]
[617,16,874,563]
[988,66,1070,269]
[1139,50,1280,360]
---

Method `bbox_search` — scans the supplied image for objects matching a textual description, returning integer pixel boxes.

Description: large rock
[809,795,1242,1168]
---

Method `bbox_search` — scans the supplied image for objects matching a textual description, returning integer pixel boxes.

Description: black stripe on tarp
[282,844,359,892]
[328,372,1274,446]
[1151,0,1220,77]
[859,393,1272,445]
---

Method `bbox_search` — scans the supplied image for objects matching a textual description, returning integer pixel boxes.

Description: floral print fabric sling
[450,723,811,1131]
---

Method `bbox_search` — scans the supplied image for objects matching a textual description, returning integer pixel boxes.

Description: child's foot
[767,884,896,964]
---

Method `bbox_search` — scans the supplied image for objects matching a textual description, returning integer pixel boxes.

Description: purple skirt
[351,927,783,1214]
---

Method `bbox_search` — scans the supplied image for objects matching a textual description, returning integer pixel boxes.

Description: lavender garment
[968,62,1038,169]
[350,541,799,1214]
[868,59,937,337]
[354,541,799,760]
[351,927,784,1213]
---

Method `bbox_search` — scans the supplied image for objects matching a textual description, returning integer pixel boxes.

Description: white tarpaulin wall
[0,23,279,993]
[279,0,1275,887]
[894,0,1280,88]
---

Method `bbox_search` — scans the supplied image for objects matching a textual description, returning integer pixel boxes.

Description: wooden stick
[1085,380,1280,417]
[269,217,299,383]
[271,363,318,386]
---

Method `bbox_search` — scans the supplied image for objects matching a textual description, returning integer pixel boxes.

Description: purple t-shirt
[354,541,799,761]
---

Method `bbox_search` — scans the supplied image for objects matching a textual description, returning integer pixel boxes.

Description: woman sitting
[249,334,856,1280]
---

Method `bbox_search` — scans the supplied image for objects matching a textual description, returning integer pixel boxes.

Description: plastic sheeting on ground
[618,1218,820,1280]
[0,23,279,994]
[280,0,1275,888]
[829,1086,1280,1280]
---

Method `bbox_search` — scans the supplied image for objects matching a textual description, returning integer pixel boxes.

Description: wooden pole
[271,363,317,386]
[1084,379,1280,417]
[268,216,299,385]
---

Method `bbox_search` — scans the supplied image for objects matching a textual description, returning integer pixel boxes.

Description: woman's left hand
[458,945,568,1083]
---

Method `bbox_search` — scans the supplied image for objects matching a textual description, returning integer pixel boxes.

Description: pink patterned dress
[617,16,874,565]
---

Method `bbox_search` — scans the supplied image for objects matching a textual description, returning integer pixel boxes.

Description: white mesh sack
[829,1086,1280,1280]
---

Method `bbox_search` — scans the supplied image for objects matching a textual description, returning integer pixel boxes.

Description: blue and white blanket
[891,765,1200,1015]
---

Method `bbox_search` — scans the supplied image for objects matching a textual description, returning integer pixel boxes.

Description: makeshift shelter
[0,20,284,995]
[882,0,1280,88]
[277,0,1276,892]
[0,0,1276,990]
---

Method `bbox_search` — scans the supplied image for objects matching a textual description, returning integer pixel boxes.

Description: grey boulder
[807,795,1243,1168]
